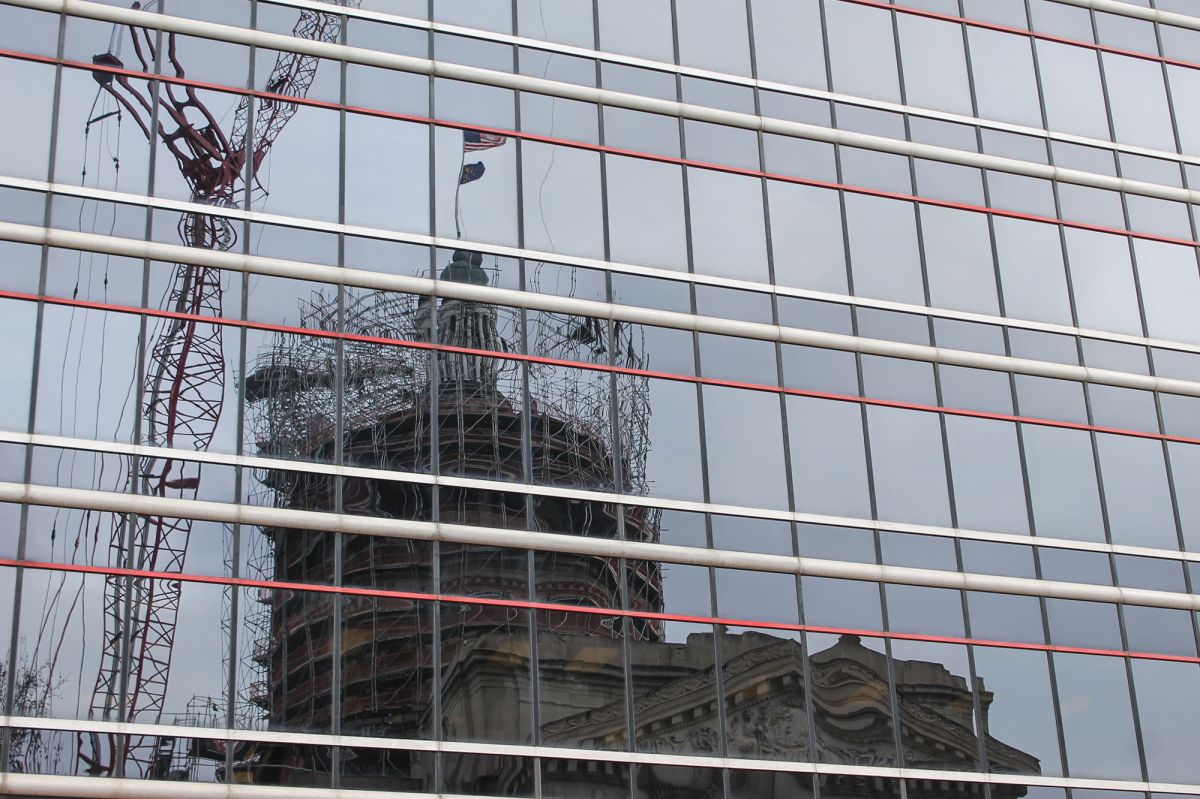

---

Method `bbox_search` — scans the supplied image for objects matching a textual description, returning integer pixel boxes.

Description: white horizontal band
[1051,0,1200,31]
[0,772,439,799]
[2,715,1200,796]
[9,176,1200,359]
[8,429,1200,568]
[3,480,1199,611]
[256,0,1200,170]
[6,220,1200,397]
[10,0,1200,205]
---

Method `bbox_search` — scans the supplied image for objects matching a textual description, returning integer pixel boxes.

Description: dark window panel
[1131,660,1200,784]
[1053,653,1142,780]
[687,167,770,283]
[1096,434,1180,550]
[890,640,979,771]
[768,182,849,295]
[1045,599,1123,650]
[715,568,798,624]
[960,540,1037,579]
[897,14,973,116]
[1022,426,1106,541]
[867,406,952,527]
[967,591,1046,645]
[711,513,793,557]
[787,396,872,520]
[973,646,1064,776]
[946,416,1030,535]
[1122,605,1197,656]
[703,385,790,510]
[885,584,965,638]
[536,609,628,750]
[441,603,534,744]
[879,531,957,571]
[808,630,897,767]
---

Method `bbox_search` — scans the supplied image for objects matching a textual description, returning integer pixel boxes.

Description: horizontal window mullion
[6,0,1198,205]
[251,0,1200,167]
[8,286,1195,448]
[7,220,1200,398]
[6,171,1199,360]
[2,556,1194,665]
[9,428,1200,567]
[7,48,1186,244]
[3,481,1198,612]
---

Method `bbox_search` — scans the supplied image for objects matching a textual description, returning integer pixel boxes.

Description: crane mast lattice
[79,1,359,778]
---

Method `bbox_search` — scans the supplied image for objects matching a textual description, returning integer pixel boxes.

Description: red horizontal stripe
[2,49,1197,250]
[5,288,1195,448]
[3,556,1195,665]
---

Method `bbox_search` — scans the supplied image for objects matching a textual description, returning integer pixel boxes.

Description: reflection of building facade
[239,252,1037,794]
[6,2,1198,797]
[239,250,662,784]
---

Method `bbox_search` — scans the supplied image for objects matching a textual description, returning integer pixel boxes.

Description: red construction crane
[78,1,359,778]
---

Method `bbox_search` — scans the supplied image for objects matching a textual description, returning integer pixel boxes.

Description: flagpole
[453,145,466,239]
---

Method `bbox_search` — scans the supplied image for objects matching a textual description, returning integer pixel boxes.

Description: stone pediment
[542,632,1039,776]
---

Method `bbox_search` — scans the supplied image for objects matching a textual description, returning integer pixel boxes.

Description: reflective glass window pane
[1168,442,1200,551]
[750,0,827,89]
[1064,229,1143,336]
[1135,239,1200,345]
[702,386,789,510]
[0,298,35,431]
[889,640,979,771]
[921,205,1000,315]
[946,417,1030,535]
[885,584,964,637]
[826,0,901,103]
[676,0,750,75]
[597,0,674,63]
[808,631,897,766]
[1053,653,1141,780]
[967,27,1043,127]
[1131,660,1200,785]
[345,116,429,235]
[967,591,1045,645]
[521,143,604,259]
[0,59,55,181]
[1045,599,1122,650]
[1036,41,1111,141]
[1168,65,1200,156]
[1022,425,1106,542]
[536,609,628,751]
[715,568,798,625]
[606,156,687,271]
[787,396,872,520]
[973,647,1063,776]
[631,622,720,755]
[897,15,972,115]
[802,577,882,631]
[1097,435,1179,550]
[442,604,533,744]
[1103,53,1176,152]
[687,168,769,283]
[1122,605,1197,657]
[768,183,848,294]
[846,195,925,305]
[867,406,952,527]
[636,378,704,503]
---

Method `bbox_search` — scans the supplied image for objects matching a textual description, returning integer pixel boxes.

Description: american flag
[463,130,508,152]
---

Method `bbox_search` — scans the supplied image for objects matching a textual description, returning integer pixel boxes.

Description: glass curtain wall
[0,0,1199,797]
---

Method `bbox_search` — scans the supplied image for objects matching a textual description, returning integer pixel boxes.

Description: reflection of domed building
[233,252,1039,794]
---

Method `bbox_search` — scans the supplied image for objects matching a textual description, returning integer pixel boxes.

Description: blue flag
[459,161,486,185]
